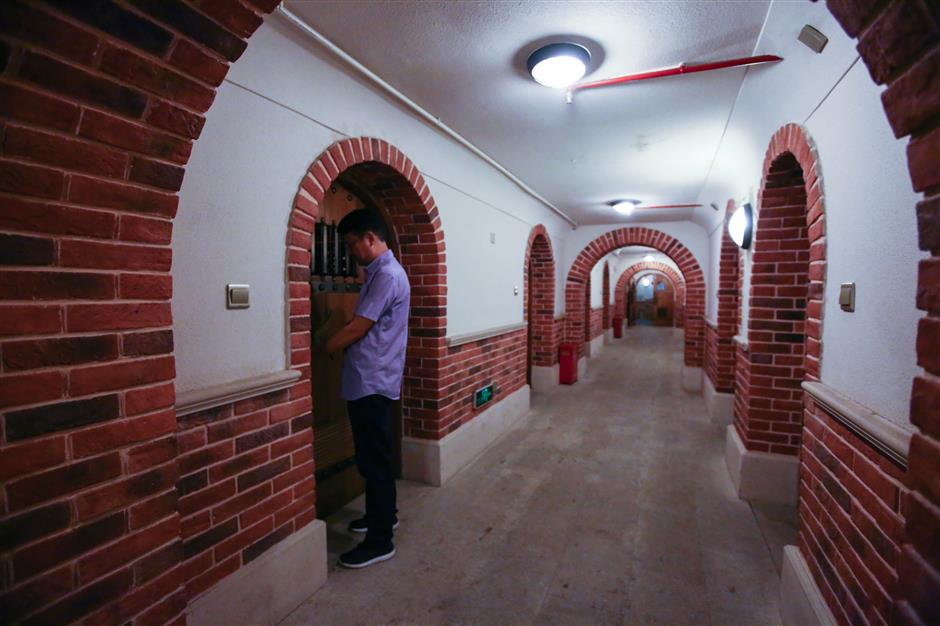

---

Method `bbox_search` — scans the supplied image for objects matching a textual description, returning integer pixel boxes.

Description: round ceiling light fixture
[641,276,652,287]
[728,202,754,249]
[643,254,654,262]
[527,42,591,88]
[611,199,639,216]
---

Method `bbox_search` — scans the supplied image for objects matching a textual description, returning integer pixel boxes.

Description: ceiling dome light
[527,43,590,88]
[641,276,652,287]
[728,202,754,249]
[643,254,654,262]
[611,199,638,216]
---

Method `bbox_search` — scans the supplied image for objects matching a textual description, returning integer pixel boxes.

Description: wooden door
[311,183,365,519]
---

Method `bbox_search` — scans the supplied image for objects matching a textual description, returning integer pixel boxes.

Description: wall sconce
[728,202,754,249]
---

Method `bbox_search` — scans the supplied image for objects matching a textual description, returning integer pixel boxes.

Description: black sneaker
[338,542,396,569]
[347,517,400,533]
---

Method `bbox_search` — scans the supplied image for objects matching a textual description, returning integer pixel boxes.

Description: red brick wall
[426,328,527,437]
[589,307,604,341]
[800,399,907,626]
[705,200,740,393]
[566,228,704,364]
[613,261,687,329]
[553,316,566,352]
[734,125,823,458]
[823,2,940,621]
[175,387,314,607]
[0,2,277,624]
[524,226,556,367]
[602,262,611,330]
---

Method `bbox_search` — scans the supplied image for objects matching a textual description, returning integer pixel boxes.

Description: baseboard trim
[585,335,604,358]
[704,375,734,425]
[780,545,837,626]
[187,519,327,626]
[577,356,587,379]
[530,364,559,392]
[401,385,530,486]
[725,426,799,504]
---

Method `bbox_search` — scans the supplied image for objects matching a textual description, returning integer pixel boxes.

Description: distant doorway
[631,273,675,327]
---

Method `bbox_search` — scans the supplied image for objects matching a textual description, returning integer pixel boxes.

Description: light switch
[798,25,828,53]
[839,282,855,312]
[513,286,519,295]
[227,284,250,309]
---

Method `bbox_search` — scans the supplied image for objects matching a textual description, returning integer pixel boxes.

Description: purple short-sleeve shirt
[341,250,411,401]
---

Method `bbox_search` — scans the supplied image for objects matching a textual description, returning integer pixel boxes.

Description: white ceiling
[285,0,772,226]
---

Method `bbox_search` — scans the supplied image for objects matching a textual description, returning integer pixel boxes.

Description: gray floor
[282,327,795,625]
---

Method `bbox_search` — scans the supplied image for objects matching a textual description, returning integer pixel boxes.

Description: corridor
[2,1,936,623]
[283,328,794,625]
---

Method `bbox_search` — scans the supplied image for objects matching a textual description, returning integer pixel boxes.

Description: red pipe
[570,54,782,94]
[637,204,701,210]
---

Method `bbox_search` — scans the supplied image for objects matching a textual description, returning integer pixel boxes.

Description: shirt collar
[364,249,393,277]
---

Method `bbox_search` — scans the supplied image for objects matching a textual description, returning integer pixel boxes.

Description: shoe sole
[338,548,396,569]
[350,521,400,534]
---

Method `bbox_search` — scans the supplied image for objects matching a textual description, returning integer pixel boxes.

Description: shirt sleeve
[355,271,395,322]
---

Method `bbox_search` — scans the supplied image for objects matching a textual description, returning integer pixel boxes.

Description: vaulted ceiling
[284,0,773,226]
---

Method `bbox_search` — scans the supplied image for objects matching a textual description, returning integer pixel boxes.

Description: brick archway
[566,228,704,366]
[706,200,740,395]
[523,225,557,372]
[734,123,826,458]
[285,137,446,437]
[615,261,686,327]
[602,261,611,331]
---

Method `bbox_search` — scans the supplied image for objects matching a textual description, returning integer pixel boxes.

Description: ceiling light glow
[643,254,654,262]
[728,202,754,249]
[612,199,638,216]
[641,276,652,287]
[527,43,590,89]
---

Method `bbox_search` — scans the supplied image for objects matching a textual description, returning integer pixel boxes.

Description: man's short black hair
[337,208,389,242]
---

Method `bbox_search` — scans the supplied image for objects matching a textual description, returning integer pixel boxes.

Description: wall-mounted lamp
[611,199,639,216]
[527,43,591,88]
[728,202,754,249]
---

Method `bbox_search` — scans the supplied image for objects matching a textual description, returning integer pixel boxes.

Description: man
[318,208,410,569]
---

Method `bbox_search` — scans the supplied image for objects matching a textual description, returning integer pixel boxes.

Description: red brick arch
[566,228,705,366]
[286,137,446,438]
[614,261,686,326]
[734,123,826,456]
[523,225,557,368]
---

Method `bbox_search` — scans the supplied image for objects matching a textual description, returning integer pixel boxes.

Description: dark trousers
[347,394,397,545]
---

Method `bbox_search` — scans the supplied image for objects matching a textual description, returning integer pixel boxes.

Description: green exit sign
[474,385,494,409]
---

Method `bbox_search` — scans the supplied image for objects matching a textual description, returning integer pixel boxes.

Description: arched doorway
[728,125,825,506]
[286,138,447,519]
[632,272,675,327]
[615,260,687,330]
[523,225,557,390]
[567,228,704,389]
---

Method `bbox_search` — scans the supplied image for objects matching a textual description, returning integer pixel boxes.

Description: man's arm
[323,315,375,354]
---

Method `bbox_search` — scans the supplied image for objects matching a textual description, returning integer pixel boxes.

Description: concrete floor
[282,327,796,625]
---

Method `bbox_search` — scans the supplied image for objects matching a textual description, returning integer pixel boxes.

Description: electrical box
[839,282,855,312]
[226,284,250,309]
[798,25,828,53]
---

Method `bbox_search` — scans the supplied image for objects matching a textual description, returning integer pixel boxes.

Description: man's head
[337,208,390,265]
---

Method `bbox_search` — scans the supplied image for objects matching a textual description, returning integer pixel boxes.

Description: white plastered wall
[696,1,924,425]
[173,14,572,393]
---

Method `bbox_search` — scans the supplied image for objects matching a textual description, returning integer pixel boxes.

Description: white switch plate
[227,284,250,309]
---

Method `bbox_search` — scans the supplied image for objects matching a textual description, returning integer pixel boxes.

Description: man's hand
[325,316,375,354]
